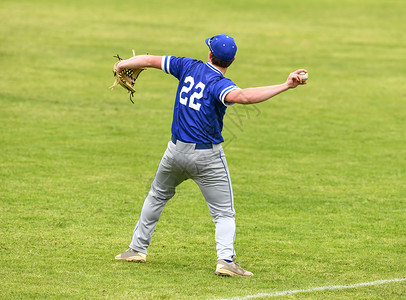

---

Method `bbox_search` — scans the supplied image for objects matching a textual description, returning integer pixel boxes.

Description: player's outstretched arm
[225,69,307,105]
[115,55,163,73]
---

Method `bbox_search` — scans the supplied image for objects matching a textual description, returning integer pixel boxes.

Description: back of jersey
[161,56,239,144]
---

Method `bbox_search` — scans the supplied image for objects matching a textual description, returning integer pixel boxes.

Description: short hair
[211,54,234,68]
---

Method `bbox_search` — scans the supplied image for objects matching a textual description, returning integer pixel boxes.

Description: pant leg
[193,146,236,261]
[129,143,187,253]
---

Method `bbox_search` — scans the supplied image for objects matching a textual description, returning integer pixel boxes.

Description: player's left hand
[286,69,307,88]
[109,51,146,104]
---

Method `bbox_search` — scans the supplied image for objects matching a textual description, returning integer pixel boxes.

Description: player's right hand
[286,69,307,88]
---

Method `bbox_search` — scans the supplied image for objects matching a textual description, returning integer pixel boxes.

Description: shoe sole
[215,270,235,277]
[215,270,253,277]
[115,256,146,263]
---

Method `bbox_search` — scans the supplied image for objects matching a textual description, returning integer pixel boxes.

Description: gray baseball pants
[129,139,236,260]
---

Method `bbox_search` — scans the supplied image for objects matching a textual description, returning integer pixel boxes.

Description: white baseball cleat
[115,248,147,263]
[215,257,253,277]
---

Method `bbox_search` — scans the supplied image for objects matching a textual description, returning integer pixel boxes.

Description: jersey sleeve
[214,78,240,107]
[161,56,196,80]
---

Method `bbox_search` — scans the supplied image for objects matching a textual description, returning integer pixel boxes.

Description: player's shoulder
[170,56,202,67]
[163,56,204,75]
[210,74,237,96]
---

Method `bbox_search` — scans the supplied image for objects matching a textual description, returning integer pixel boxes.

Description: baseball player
[115,34,307,276]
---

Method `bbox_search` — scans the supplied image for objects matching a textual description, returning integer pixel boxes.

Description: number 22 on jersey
[179,76,205,111]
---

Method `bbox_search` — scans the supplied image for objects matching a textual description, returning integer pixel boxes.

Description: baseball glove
[110,50,146,103]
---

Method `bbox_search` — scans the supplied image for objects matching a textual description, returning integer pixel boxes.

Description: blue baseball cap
[205,34,237,62]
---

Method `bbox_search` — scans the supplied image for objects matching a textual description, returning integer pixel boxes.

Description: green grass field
[1,0,405,298]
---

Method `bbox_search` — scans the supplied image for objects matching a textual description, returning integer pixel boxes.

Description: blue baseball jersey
[161,56,239,144]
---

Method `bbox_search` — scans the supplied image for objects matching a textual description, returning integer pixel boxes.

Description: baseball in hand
[299,71,308,81]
